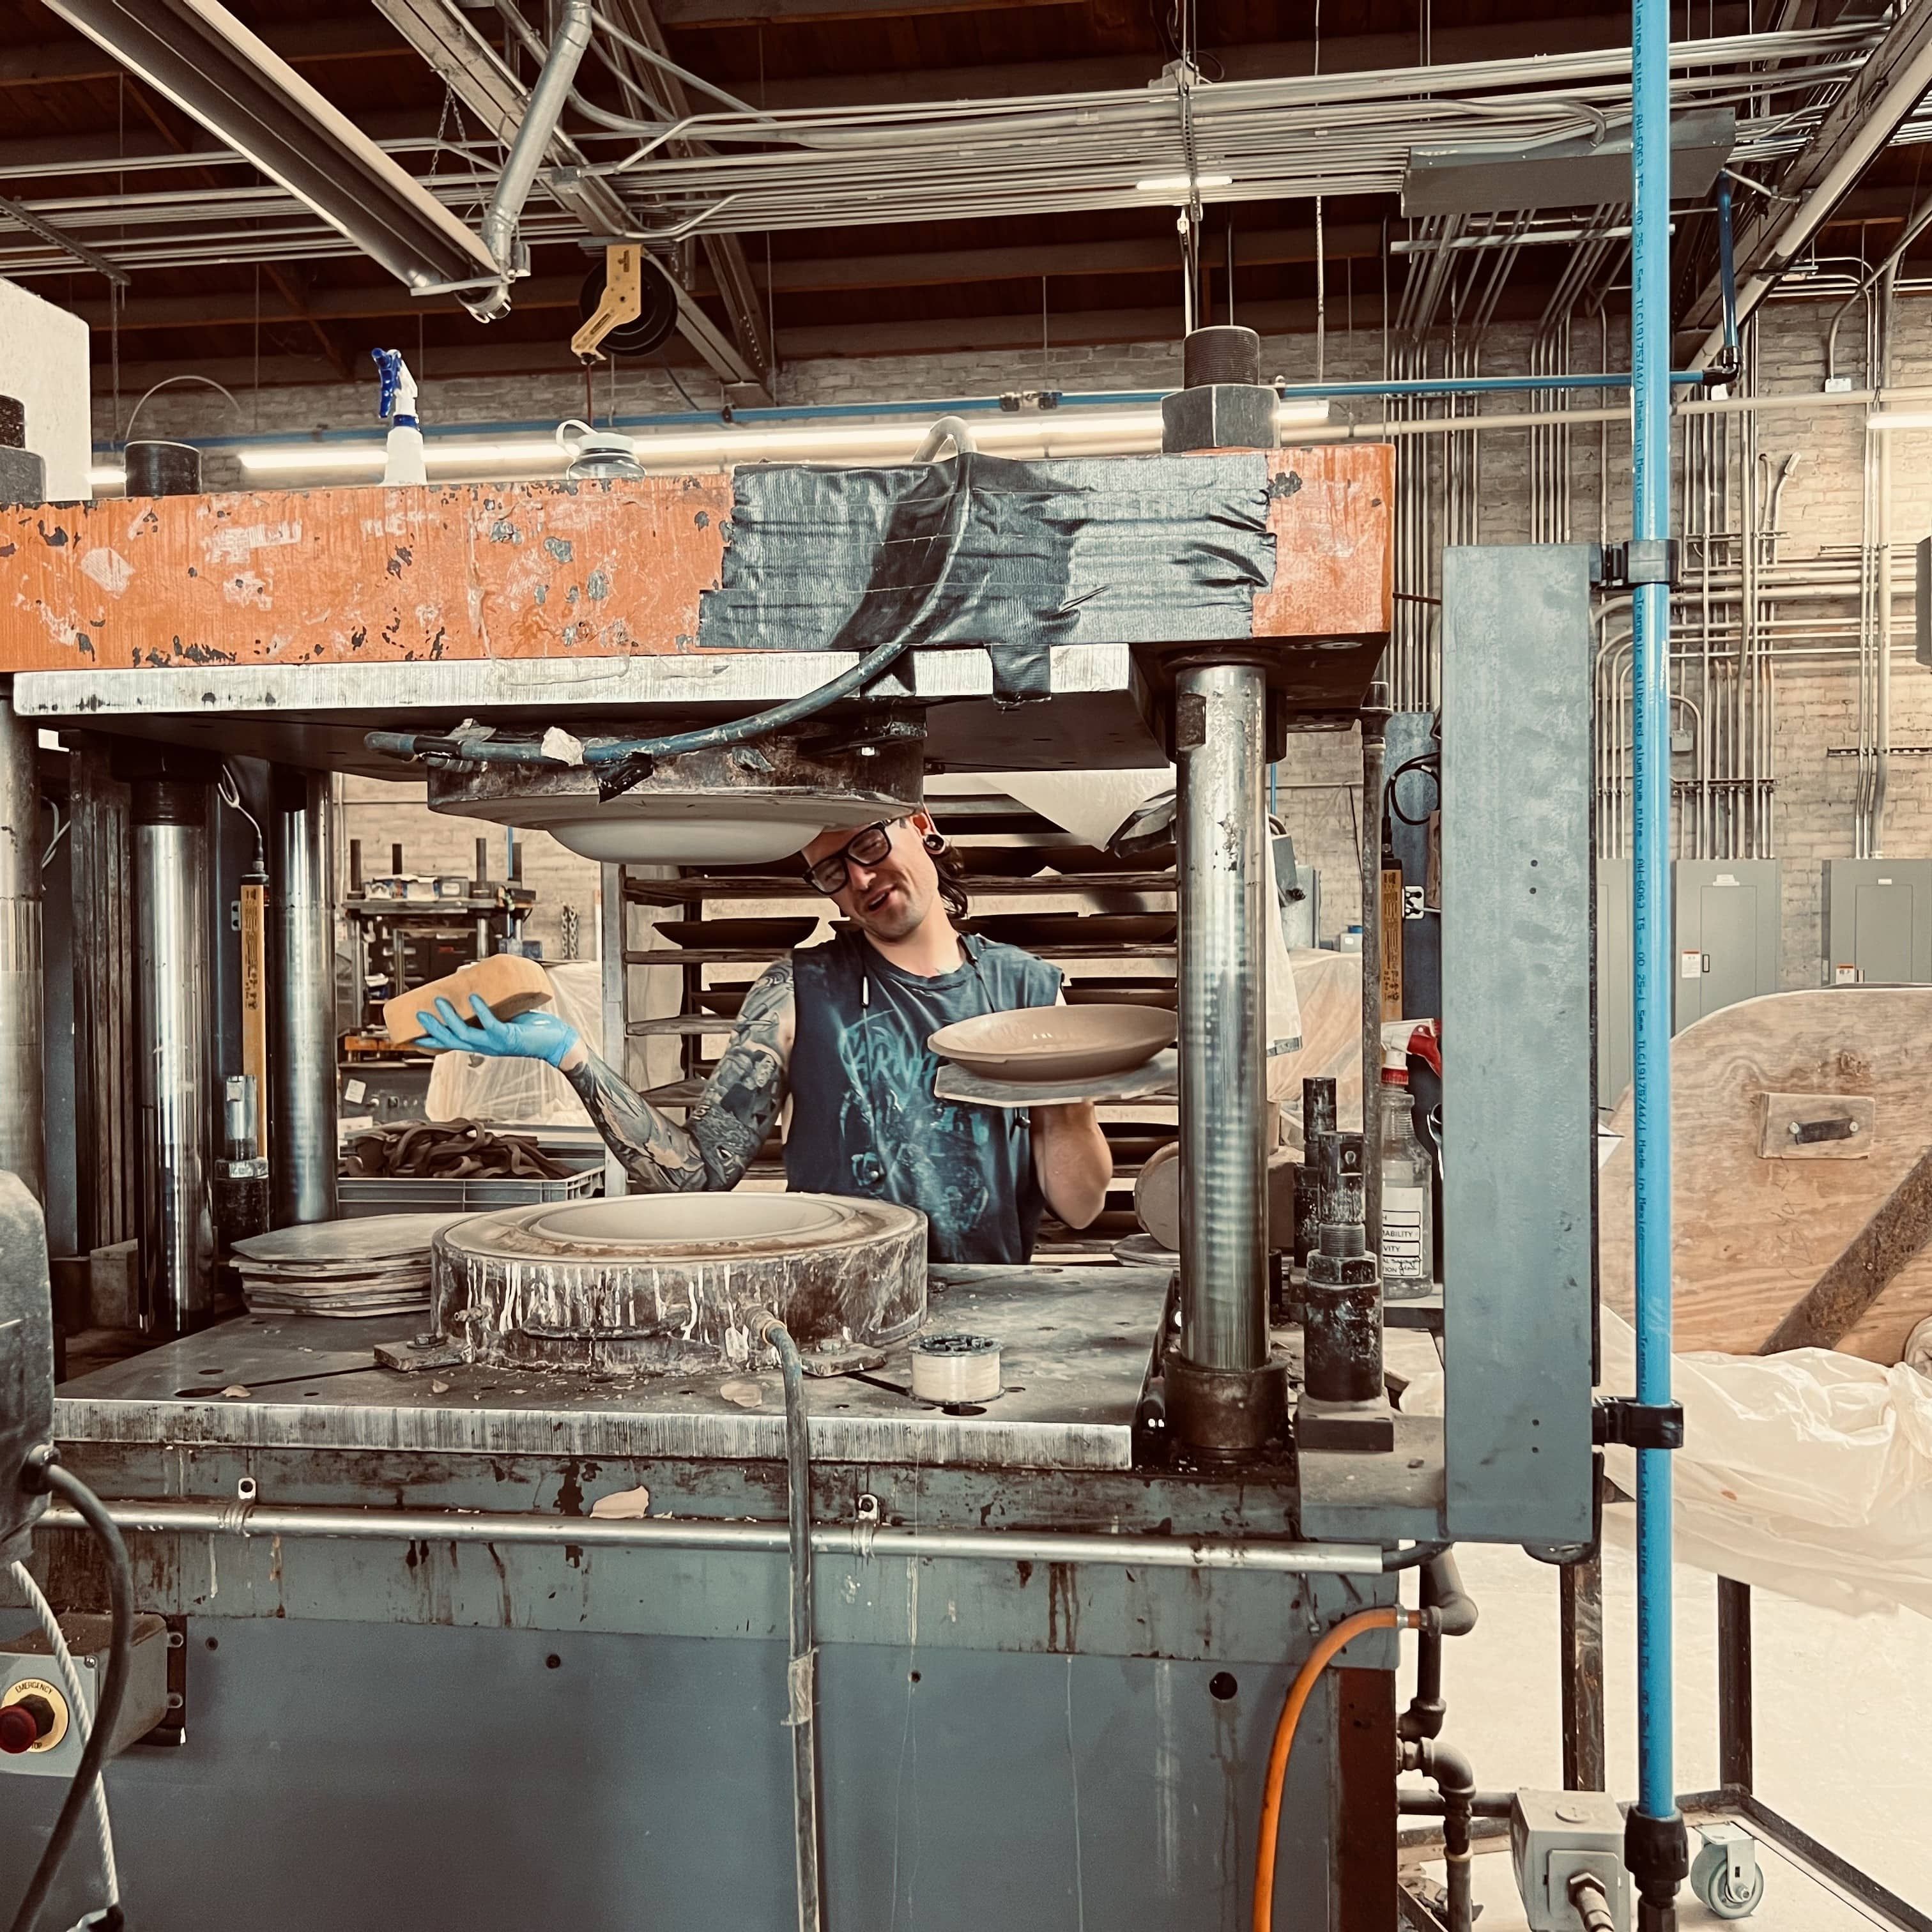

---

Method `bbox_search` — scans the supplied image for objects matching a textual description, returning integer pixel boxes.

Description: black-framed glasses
[803,819,901,896]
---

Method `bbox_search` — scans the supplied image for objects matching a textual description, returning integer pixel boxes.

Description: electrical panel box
[0,1611,171,1774]
[1673,860,1781,1031]
[1821,857,1932,985]
[1510,1790,1631,1931]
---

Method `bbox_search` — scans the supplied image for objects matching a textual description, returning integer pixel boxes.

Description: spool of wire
[910,1332,1002,1404]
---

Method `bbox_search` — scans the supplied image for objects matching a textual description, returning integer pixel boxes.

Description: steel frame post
[1717,1577,1753,1793]
[1560,1551,1608,1792]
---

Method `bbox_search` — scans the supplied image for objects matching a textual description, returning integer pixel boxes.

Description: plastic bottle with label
[1379,1020,1434,1297]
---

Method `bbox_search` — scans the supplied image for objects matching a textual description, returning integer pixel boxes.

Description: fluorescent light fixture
[236,441,550,475]
[1135,172,1233,194]
[87,466,126,487]
[1867,411,1932,432]
[228,401,1334,481]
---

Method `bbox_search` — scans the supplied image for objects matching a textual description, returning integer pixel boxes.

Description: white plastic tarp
[1404,1312,1932,1620]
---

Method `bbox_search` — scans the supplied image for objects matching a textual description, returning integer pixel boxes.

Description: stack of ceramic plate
[233,1213,470,1319]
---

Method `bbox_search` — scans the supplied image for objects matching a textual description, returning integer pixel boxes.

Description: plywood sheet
[1256,443,1395,640]
[1600,988,1932,1362]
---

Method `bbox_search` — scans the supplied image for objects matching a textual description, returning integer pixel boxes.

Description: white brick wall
[100,302,1932,981]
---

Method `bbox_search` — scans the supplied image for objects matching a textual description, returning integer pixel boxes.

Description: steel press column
[0,689,43,1201]
[132,775,215,1330]
[270,767,339,1227]
[1157,325,1287,1457]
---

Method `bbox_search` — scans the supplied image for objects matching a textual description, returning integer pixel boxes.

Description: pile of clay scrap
[342,1119,576,1181]
[233,1213,470,1319]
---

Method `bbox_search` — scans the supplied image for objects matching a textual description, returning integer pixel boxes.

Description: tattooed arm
[559,960,797,1193]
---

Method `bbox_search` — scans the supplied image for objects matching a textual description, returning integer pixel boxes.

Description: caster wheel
[1691,1834,1765,1919]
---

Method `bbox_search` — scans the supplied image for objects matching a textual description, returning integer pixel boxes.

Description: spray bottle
[1378,1018,1436,1295]
[371,348,425,485]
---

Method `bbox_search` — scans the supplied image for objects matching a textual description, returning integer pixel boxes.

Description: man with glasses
[412,811,1113,1264]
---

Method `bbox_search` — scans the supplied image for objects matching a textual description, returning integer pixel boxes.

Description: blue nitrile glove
[413,995,581,1070]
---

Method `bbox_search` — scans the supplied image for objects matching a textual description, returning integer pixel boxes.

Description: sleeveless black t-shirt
[783,928,1063,1264]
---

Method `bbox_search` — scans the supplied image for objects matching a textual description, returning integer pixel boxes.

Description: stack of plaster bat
[232,1213,470,1319]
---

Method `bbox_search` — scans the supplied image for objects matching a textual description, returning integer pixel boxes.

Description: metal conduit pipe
[1397,1788,1515,1819]
[472,0,596,322]
[760,1317,825,1932]
[268,768,337,1227]
[35,1499,1420,1574]
[132,778,215,1332]
[0,688,43,1202]
[1400,1550,1479,1745]
[1169,657,1280,1457]
[1401,1737,1478,1932]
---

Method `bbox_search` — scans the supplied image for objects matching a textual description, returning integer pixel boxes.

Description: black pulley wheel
[579,255,680,355]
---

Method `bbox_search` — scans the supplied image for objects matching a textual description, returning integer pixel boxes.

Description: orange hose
[1252,1606,1420,1932]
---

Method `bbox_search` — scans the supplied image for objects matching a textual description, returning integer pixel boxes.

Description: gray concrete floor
[1397,1531,1932,1922]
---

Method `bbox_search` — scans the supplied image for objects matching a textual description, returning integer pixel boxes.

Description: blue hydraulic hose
[1631,0,1680,1876]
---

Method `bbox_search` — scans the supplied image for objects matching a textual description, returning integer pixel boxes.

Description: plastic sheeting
[1404,1311,1932,1620]
[425,961,606,1128]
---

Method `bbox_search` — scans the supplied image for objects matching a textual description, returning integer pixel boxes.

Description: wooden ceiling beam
[0,16,415,88]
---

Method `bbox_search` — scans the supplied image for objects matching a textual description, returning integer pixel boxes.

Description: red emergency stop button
[0,1696,54,1754]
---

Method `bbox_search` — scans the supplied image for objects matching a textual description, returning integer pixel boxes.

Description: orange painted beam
[1,477,732,672]
[0,452,1392,674]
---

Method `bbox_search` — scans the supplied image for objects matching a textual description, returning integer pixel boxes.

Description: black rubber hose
[365,621,916,781]
[7,1461,134,1932]
[760,1319,824,1932]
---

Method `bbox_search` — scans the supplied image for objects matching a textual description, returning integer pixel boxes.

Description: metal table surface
[56,1263,1169,1473]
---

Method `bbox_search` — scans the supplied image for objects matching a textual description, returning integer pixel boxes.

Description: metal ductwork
[38,0,499,304]
[472,0,597,322]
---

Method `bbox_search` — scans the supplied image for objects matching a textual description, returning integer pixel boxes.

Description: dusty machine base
[22,1264,1448,1932]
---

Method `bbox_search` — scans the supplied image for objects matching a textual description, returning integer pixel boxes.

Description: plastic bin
[336,1164,601,1218]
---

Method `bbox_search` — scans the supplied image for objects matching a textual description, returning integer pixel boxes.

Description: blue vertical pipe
[1630,0,1680,1890]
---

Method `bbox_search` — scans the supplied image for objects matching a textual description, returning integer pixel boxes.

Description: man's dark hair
[933,839,971,927]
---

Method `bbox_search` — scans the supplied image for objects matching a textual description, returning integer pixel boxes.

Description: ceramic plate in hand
[928,1005,1177,1083]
